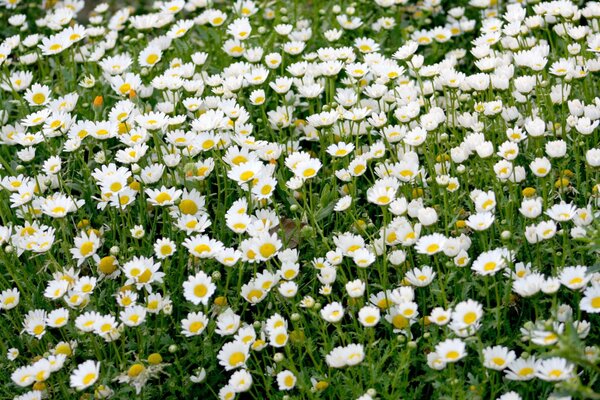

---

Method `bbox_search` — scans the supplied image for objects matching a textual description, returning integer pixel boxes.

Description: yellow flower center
[194,284,207,298]
[275,333,287,345]
[259,243,276,258]
[392,314,409,329]
[32,93,46,104]
[463,311,477,324]
[33,325,44,335]
[190,321,204,333]
[137,269,152,283]
[284,375,295,387]
[128,364,145,378]
[82,372,96,385]
[492,357,505,366]
[229,352,245,366]
[146,54,159,65]
[194,244,211,254]
[484,262,497,271]
[80,241,94,256]
[179,199,198,215]
[155,192,172,204]
[426,244,439,253]
[518,367,533,376]
[119,83,131,94]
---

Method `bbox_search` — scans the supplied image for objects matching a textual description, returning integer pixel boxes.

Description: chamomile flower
[181,311,209,337]
[69,360,100,391]
[183,271,216,305]
[435,339,467,363]
[145,186,182,207]
[415,233,446,255]
[46,308,69,328]
[24,84,51,106]
[451,299,483,331]
[0,287,20,310]
[119,305,147,327]
[217,341,249,371]
[535,358,574,382]
[154,237,176,259]
[276,370,296,391]
[122,256,165,292]
[23,309,47,339]
[358,306,381,327]
[559,265,591,290]
[580,285,600,313]
[482,346,516,370]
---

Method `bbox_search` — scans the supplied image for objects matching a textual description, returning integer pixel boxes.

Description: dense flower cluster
[0,0,599,399]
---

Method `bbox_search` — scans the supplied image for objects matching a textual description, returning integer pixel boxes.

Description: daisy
[466,212,495,231]
[535,357,574,381]
[229,369,253,393]
[146,292,167,314]
[530,157,551,177]
[122,256,165,292]
[0,287,20,310]
[241,281,267,304]
[116,290,138,308]
[435,338,467,363]
[182,271,216,306]
[69,360,100,391]
[352,248,376,268]
[580,284,600,313]
[39,34,70,56]
[46,308,69,328]
[328,142,355,158]
[11,365,35,388]
[183,235,224,259]
[405,266,436,287]
[320,302,345,323]
[110,73,142,96]
[23,309,47,339]
[154,237,176,259]
[334,344,365,367]
[228,160,264,184]
[253,232,282,261]
[482,345,516,370]
[31,358,52,382]
[505,357,538,381]
[268,327,289,347]
[415,233,446,255]
[138,46,162,68]
[471,248,512,276]
[216,248,243,267]
[559,265,591,290]
[334,195,352,212]
[276,370,296,391]
[226,212,252,234]
[451,299,483,330]
[93,315,120,341]
[217,341,249,371]
[181,311,208,337]
[145,186,182,207]
[119,305,147,327]
[546,202,577,222]
[429,307,451,326]
[367,185,396,206]
[358,306,381,327]
[24,83,51,106]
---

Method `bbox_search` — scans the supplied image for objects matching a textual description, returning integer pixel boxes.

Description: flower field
[1,0,600,398]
